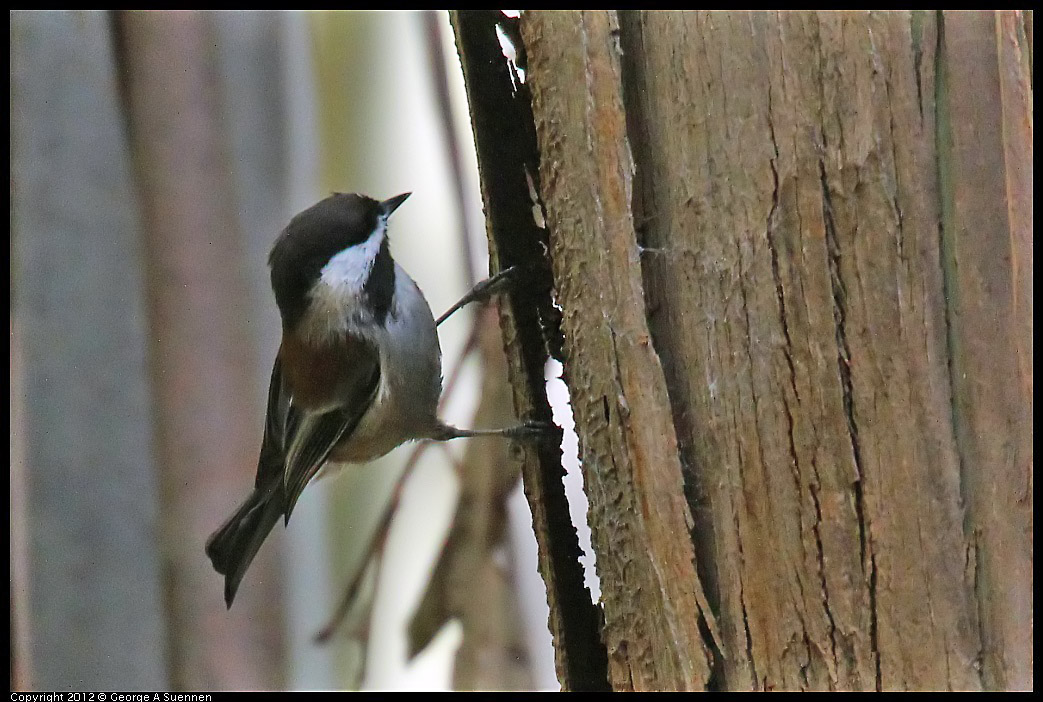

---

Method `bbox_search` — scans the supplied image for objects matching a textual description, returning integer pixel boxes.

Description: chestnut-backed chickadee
[206,192,543,607]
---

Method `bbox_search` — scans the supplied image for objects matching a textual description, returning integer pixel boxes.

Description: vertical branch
[450,9,610,692]
[520,10,715,692]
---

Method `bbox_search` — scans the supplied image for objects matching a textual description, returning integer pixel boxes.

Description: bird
[205,191,543,607]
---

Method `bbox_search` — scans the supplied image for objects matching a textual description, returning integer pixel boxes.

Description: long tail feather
[205,487,283,608]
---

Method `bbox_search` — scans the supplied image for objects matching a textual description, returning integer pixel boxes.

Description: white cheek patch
[318,217,387,296]
[300,217,388,343]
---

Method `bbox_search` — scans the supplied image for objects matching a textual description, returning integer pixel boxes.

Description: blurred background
[10,9,595,691]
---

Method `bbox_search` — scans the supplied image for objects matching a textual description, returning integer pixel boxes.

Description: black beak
[381,192,411,216]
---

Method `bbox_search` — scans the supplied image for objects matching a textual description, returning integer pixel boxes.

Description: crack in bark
[931,11,988,688]
[763,92,812,631]
[799,629,813,689]
[966,530,986,678]
[819,160,879,690]
[807,467,839,687]
[615,10,724,685]
[735,255,763,689]
[765,85,800,405]
[727,115,789,686]
[882,68,907,266]
[739,595,757,690]
[732,438,759,690]
[606,325,626,420]
[869,550,881,690]
[911,11,926,124]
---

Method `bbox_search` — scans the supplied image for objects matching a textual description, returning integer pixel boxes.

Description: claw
[474,265,523,299]
[506,419,560,442]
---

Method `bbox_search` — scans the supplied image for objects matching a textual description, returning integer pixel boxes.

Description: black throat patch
[364,236,395,325]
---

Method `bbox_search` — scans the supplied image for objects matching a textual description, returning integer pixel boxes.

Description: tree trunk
[451,10,611,692]
[11,11,169,690]
[459,10,1032,692]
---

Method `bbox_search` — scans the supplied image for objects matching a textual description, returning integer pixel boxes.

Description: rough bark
[521,11,716,692]
[451,10,611,692]
[937,10,1033,690]
[516,9,1031,692]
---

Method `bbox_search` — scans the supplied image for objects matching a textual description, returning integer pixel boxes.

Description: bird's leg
[429,420,558,443]
[435,266,522,327]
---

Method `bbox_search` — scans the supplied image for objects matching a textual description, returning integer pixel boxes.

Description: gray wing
[280,408,364,521]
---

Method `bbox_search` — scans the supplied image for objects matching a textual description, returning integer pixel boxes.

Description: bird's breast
[329,264,444,462]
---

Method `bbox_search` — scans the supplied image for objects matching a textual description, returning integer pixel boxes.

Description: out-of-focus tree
[12,10,171,691]
[115,10,286,690]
